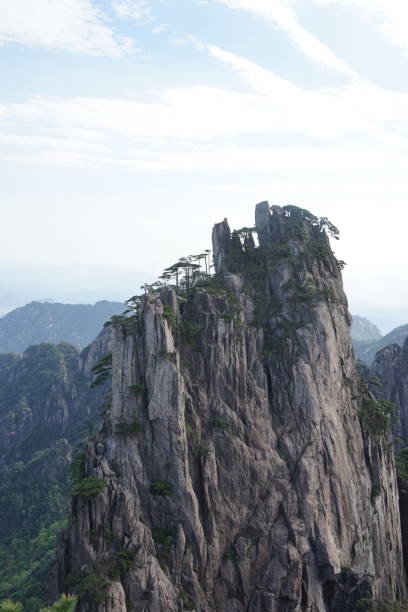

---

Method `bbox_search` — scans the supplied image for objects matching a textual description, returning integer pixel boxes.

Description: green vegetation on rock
[150,480,173,495]
[0,339,105,610]
[0,600,23,612]
[71,477,105,498]
[356,600,408,611]
[115,421,143,435]
[39,594,77,612]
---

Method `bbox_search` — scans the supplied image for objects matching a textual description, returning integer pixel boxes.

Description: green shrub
[150,480,173,496]
[104,314,136,332]
[152,529,176,558]
[73,569,110,604]
[69,447,86,486]
[113,550,136,574]
[356,600,408,611]
[396,446,408,482]
[185,423,197,438]
[39,594,77,612]
[70,549,135,605]
[71,477,105,498]
[196,276,229,297]
[179,590,195,610]
[213,418,229,430]
[162,305,176,324]
[0,601,23,612]
[90,354,112,388]
[358,396,397,439]
[159,350,176,363]
[223,547,238,562]
[115,421,143,436]
[129,384,144,395]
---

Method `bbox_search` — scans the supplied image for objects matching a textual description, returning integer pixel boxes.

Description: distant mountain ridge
[351,315,382,341]
[351,314,408,364]
[0,300,124,354]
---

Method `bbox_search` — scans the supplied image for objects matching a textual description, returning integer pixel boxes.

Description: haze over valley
[3,0,408,610]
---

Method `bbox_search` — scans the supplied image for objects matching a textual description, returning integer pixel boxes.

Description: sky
[1,0,408,332]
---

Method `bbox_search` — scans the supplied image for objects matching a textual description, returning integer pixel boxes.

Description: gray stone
[57,203,406,611]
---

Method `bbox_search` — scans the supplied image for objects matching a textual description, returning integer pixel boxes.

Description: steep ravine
[56,203,406,611]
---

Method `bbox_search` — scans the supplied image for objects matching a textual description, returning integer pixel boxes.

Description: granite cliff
[55,203,406,611]
[370,338,408,588]
[371,341,408,446]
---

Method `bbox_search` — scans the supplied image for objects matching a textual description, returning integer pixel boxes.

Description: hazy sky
[1,0,408,331]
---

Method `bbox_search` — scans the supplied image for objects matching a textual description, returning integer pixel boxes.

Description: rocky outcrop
[371,340,408,445]
[212,218,231,275]
[370,339,408,582]
[57,203,406,611]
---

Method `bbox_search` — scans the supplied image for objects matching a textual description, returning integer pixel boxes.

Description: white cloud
[308,0,408,55]
[215,0,357,77]
[3,142,407,175]
[196,42,408,147]
[0,0,136,56]
[112,0,153,23]
[2,43,408,171]
[0,81,384,145]
[1,85,408,172]
[153,23,170,34]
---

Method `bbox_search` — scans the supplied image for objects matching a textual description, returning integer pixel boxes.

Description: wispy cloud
[153,23,170,34]
[2,37,408,171]
[215,0,357,77]
[309,0,408,56]
[1,77,408,170]
[0,0,137,56]
[112,0,153,23]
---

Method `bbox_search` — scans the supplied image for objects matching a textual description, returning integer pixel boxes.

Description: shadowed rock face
[370,340,408,580]
[57,204,406,611]
[371,341,408,445]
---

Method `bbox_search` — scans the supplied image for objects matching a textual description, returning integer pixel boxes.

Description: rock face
[371,341,408,445]
[370,338,408,582]
[57,203,406,611]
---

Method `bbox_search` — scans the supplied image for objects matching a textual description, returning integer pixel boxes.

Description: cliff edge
[56,203,406,611]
